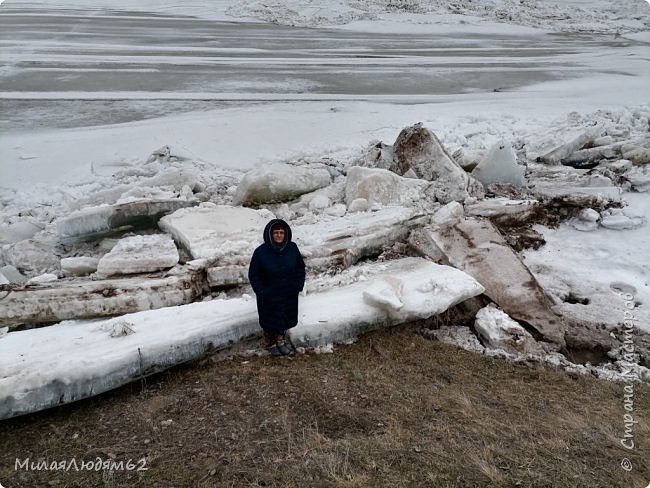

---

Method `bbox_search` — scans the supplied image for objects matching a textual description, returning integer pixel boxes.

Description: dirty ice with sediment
[1,0,650,418]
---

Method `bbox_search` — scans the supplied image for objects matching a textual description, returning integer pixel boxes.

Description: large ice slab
[0,267,204,328]
[0,265,27,284]
[233,163,331,206]
[0,257,483,419]
[391,123,474,203]
[533,185,621,202]
[0,218,44,246]
[204,204,427,281]
[465,198,540,226]
[0,300,259,420]
[289,258,484,347]
[625,164,650,192]
[430,201,464,228]
[622,145,650,165]
[60,257,100,277]
[527,163,621,203]
[294,206,428,269]
[526,127,600,164]
[425,217,565,345]
[206,265,248,288]
[96,234,179,276]
[160,203,426,269]
[158,203,274,264]
[344,166,430,208]
[57,198,198,239]
[471,140,525,187]
[474,306,544,355]
[599,213,646,230]
[1,237,60,276]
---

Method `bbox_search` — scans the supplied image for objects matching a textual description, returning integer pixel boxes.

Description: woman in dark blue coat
[248,219,306,356]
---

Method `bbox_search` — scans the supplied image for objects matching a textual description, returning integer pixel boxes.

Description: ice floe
[0,257,483,419]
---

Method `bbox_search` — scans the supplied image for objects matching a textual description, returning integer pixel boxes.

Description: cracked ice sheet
[0,257,483,419]
[522,192,650,334]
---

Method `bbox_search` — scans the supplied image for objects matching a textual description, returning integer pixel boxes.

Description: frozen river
[0,5,639,131]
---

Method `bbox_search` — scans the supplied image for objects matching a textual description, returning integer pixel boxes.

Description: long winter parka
[248,219,306,335]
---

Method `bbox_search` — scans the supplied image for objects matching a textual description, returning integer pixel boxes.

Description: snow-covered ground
[522,191,650,328]
[1,0,650,416]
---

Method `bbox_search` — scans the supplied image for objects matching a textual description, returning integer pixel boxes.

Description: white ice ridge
[0,257,483,419]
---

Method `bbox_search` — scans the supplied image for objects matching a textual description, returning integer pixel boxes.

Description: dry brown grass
[1,325,649,487]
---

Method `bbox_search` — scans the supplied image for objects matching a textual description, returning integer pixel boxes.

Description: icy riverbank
[1,0,650,419]
[0,258,484,420]
[2,107,650,419]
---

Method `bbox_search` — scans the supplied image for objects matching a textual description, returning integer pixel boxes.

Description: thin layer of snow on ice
[523,192,650,334]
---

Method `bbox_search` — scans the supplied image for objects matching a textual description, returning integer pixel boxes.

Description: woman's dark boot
[263,330,283,356]
[276,335,291,356]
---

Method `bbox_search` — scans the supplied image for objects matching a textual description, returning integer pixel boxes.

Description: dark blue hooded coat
[248,219,306,335]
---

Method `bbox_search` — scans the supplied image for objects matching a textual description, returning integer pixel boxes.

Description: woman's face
[272,228,285,244]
